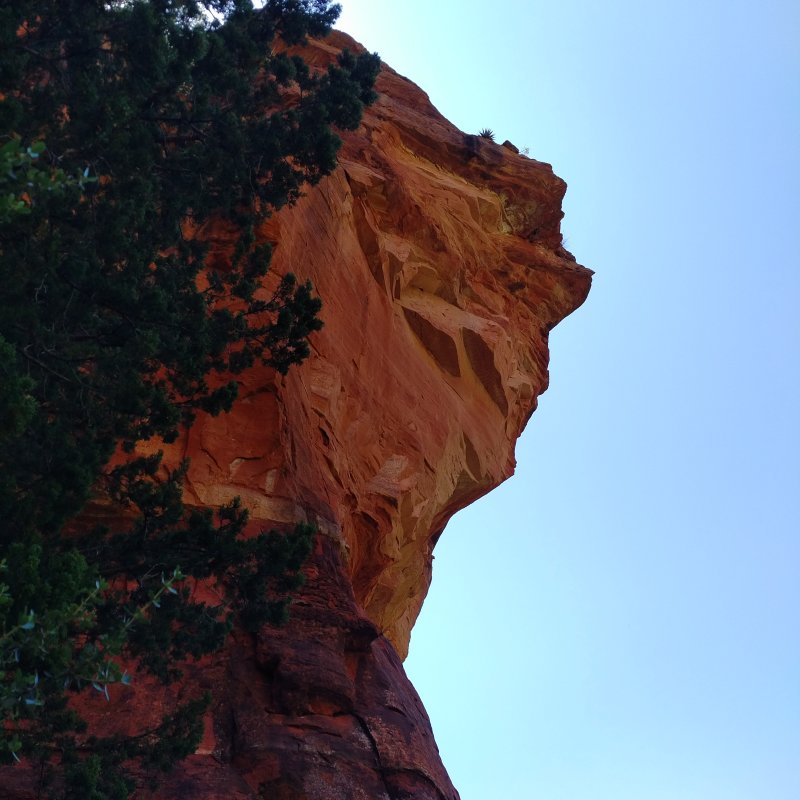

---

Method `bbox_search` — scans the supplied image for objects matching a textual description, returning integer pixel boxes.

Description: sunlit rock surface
[5,31,591,799]
[189,31,591,658]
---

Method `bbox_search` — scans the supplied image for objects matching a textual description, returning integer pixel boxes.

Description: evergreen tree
[0,1,379,795]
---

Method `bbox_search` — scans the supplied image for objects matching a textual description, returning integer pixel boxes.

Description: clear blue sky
[336,2,799,799]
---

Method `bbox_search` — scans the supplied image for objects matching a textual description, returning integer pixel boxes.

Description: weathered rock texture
[3,31,591,800]
[185,31,591,658]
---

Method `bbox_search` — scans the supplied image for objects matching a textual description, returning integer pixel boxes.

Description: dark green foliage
[55,693,210,799]
[478,128,495,141]
[0,0,378,795]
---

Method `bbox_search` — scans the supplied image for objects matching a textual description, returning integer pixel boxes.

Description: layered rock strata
[4,31,591,799]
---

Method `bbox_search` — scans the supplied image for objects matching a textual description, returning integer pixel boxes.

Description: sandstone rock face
[187,31,591,658]
[3,32,591,800]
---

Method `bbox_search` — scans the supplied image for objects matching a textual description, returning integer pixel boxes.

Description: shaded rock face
[5,32,591,800]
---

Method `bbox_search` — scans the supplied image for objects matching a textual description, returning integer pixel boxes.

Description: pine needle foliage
[0,1,379,795]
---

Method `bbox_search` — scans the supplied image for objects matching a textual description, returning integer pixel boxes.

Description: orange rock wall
[182,32,591,658]
[2,32,591,799]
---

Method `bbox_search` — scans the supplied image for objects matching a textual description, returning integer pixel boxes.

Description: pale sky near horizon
[336,2,799,799]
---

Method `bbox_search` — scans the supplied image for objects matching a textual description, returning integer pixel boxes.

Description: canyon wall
[2,31,591,800]
[186,30,592,659]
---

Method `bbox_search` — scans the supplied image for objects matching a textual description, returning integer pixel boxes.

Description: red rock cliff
[3,31,591,800]
[185,30,591,658]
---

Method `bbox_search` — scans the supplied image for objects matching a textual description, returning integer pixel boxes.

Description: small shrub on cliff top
[0,0,379,796]
[479,128,496,141]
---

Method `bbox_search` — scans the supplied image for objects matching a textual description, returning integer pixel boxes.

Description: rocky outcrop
[183,31,591,658]
[4,31,591,799]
